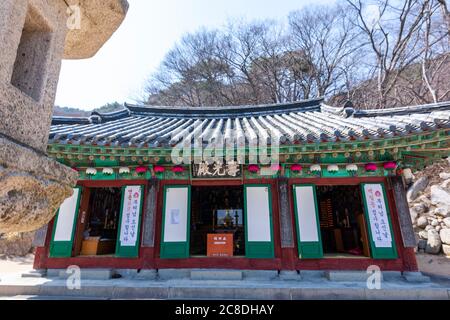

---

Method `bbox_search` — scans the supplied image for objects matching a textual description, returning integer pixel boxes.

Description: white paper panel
[246,186,272,242]
[294,186,319,242]
[53,188,80,242]
[163,187,189,242]
[119,186,142,247]
[363,184,393,248]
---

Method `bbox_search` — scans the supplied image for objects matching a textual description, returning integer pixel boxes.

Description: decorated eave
[48,98,450,174]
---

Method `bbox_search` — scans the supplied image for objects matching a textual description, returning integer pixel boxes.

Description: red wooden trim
[288,176,386,185]
[77,180,149,188]
[191,180,243,187]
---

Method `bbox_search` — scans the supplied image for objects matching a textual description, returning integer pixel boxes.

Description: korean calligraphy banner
[117,185,144,258]
[361,183,398,259]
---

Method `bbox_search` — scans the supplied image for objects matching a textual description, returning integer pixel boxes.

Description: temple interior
[190,186,245,257]
[316,185,370,258]
[80,187,122,256]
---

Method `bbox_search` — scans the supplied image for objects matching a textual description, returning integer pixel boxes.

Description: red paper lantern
[365,163,377,172]
[135,166,147,174]
[383,162,397,170]
[248,164,260,173]
[153,165,165,173]
[172,166,184,173]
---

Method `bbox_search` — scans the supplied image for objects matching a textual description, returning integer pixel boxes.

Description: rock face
[407,177,429,202]
[417,216,429,229]
[64,0,129,59]
[0,137,78,233]
[443,244,450,257]
[0,0,127,234]
[408,160,450,256]
[426,229,442,254]
[430,186,450,216]
[440,229,450,245]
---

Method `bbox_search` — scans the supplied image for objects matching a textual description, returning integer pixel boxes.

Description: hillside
[53,102,124,117]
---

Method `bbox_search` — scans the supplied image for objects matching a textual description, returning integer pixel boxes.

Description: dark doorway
[190,186,245,257]
[79,187,122,256]
[316,185,370,257]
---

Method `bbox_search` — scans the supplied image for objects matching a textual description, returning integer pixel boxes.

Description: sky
[55,0,335,111]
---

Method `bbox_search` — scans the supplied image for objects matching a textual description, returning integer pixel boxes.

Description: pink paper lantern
[135,166,147,174]
[172,166,184,173]
[248,165,260,173]
[153,165,165,173]
[291,164,303,172]
[365,163,378,172]
[271,164,282,171]
[383,162,397,170]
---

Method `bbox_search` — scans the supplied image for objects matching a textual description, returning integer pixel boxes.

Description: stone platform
[0,269,448,300]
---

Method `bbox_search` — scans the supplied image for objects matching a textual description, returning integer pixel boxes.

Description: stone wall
[407,159,450,257]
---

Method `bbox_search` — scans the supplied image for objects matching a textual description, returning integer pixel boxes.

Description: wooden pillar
[389,176,417,248]
[141,178,159,247]
[278,178,294,248]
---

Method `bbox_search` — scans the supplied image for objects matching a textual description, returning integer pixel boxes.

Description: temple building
[33,98,449,273]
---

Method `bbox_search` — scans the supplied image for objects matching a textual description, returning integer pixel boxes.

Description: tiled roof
[49,99,450,148]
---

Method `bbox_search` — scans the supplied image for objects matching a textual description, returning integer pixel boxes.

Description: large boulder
[433,207,449,218]
[431,186,450,217]
[407,177,429,202]
[64,0,130,59]
[443,244,450,257]
[440,173,450,180]
[440,229,450,245]
[419,230,429,240]
[0,138,78,233]
[426,229,442,254]
[444,217,450,228]
[417,216,429,229]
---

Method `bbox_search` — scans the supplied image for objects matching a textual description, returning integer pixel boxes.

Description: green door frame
[292,184,324,259]
[244,184,275,259]
[49,187,82,258]
[160,185,192,259]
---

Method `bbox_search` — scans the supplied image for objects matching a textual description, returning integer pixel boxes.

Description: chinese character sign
[119,186,142,247]
[363,184,393,248]
[192,162,242,179]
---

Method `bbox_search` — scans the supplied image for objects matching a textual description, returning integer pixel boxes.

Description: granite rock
[407,177,429,202]
[426,229,442,254]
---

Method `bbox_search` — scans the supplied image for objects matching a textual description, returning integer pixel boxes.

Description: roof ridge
[352,101,450,117]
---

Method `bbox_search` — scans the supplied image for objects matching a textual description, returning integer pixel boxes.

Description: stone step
[0,281,448,300]
[403,272,431,283]
[47,268,115,280]
[190,269,243,281]
[21,270,47,279]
